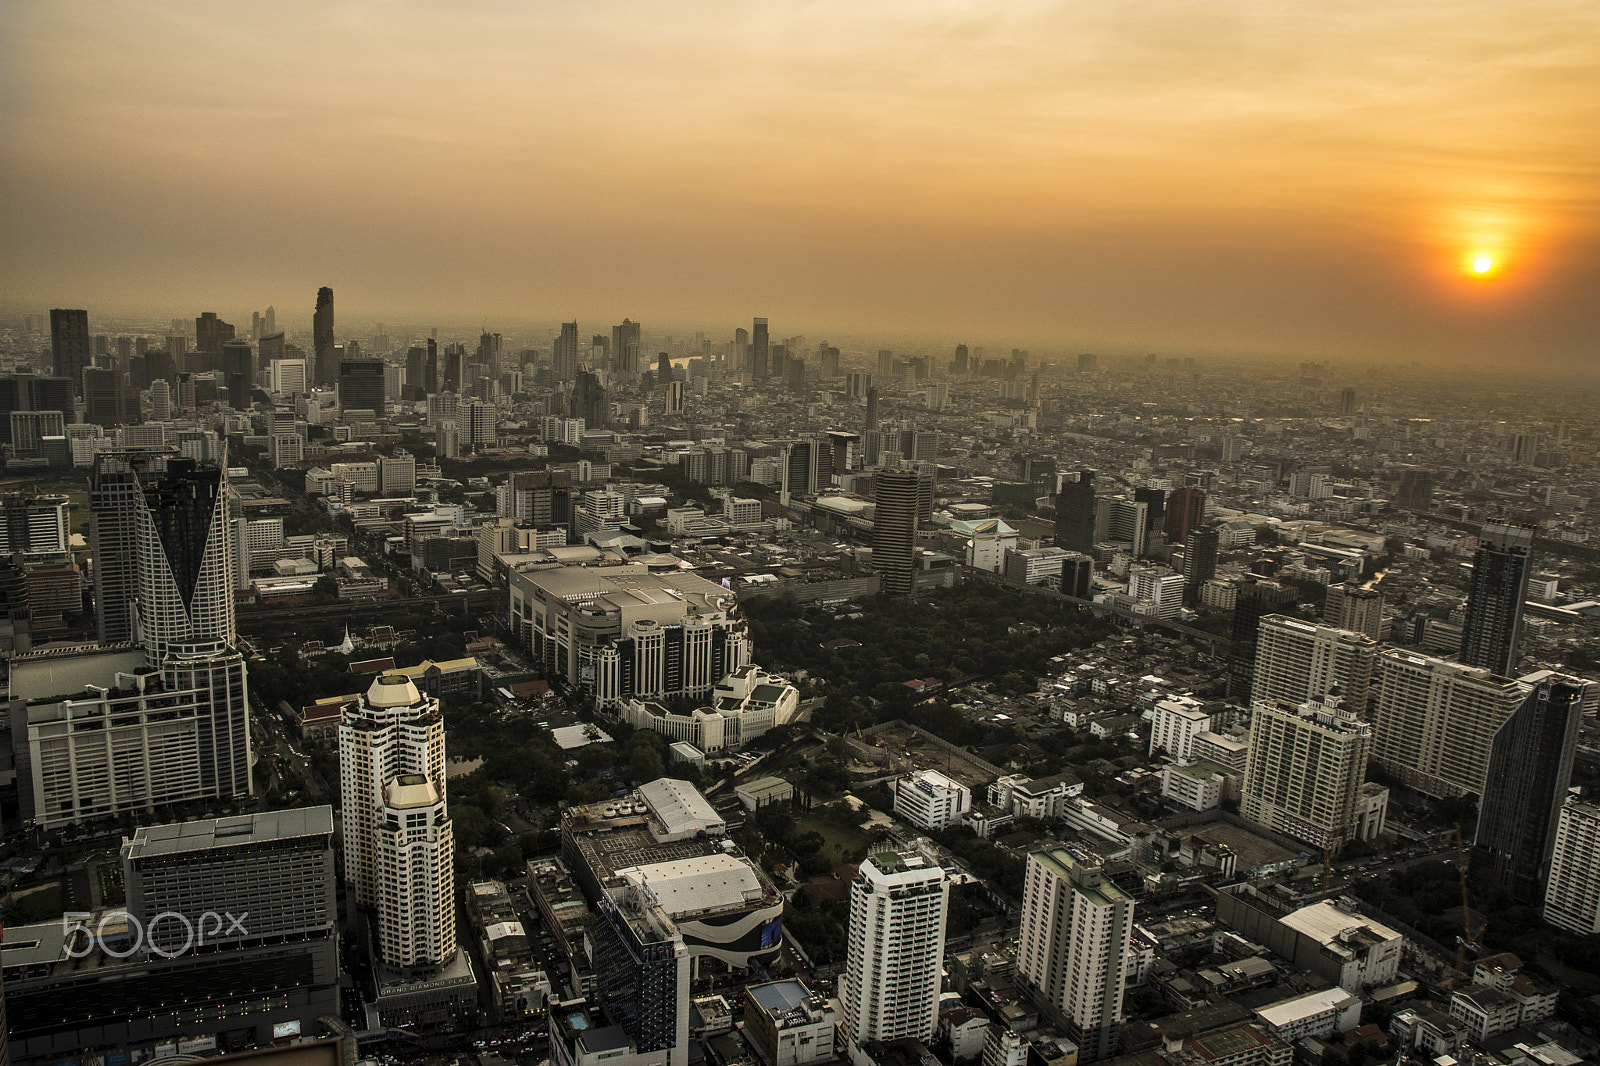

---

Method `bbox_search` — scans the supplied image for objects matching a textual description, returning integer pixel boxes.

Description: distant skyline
[3,1,1596,371]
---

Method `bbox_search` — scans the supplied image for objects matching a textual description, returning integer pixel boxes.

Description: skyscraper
[1395,468,1434,512]
[1181,527,1219,604]
[613,318,641,378]
[194,311,235,358]
[553,321,580,383]
[873,468,924,597]
[312,286,335,386]
[1227,579,1298,703]
[1543,794,1600,935]
[1015,847,1135,1063]
[1476,674,1585,903]
[838,851,948,1052]
[751,318,770,381]
[477,330,504,378]
[340,672,456,970]
[90,450,235,652]
[11,449,250,828]
[865,386,879,433]
[1323,582,1384,641]
[1251,615,1379,711]
[571,370,610,426]
[338,357,387,415]
[49,308,91,391]
[82,366,135,428]
[1370,649,1526,799]
[1163,486,1206,545]
[1240,696,1373,852]
[1459,522,1535,678]
[1054,470,1097,554]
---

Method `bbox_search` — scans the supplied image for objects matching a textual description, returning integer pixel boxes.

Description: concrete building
[6,807,339,1059]
[1016,847,1135,1062]
[1240,697,1372,851]
[1251,615,1378,712]
[339,673,457,974]
[744,980,837,1066]
[893,769,973,831]
[1161,761,1234,812]
[1253,988,1362,1042]
[1545,794,1600,935]
[509,562,749,709]
[123,806,336,954]
[621,667,798,752]
[839,851,949,1059]
[1005,546,1093,594]
[1149,698,1213,759]
[1323,583,1384,641]
[562,779,783,980]
[1370,649,1526,798]
[1215,891,1402,994]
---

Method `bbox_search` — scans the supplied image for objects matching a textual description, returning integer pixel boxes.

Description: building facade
[339,673,456,971]
[838,851,949,1057]
[1015,847,1135,1062]
[1240,697,1372,851]
[1459,522,1535,678]
[1369,649,1525,798]
[1476,675,1584,903]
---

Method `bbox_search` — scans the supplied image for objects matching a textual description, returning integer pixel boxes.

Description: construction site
[839,720,1001,792]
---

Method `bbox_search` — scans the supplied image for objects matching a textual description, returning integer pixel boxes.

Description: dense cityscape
[0,298,1595,1066]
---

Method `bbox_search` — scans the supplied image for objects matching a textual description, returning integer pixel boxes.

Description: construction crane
[1452,823,1485,985]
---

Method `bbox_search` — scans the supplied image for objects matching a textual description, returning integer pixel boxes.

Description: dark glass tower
[1227,579,1297,702]
[50,308,91,391]
[338,357,387,414]
[313,286,335,385]
[751,318,770,381]
[1476,675,1584,903]
[1460,522,1535,678]
[1054,469,1097,554]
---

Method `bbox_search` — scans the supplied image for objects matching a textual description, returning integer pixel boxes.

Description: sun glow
[1472,256,1493,274]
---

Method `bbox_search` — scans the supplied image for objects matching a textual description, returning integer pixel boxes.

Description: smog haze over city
[3,0,1598,372]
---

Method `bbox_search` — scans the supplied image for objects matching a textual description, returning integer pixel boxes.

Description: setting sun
[1473,256,1493,273]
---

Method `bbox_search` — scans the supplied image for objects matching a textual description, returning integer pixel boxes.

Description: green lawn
[9,882,65,923]
[1016,519,1054,540]
[795,814,869,867]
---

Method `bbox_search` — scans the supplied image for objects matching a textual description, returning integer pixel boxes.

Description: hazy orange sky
[3,1,1597,367]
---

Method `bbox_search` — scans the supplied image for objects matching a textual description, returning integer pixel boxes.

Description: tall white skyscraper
[1251,614,1379,711]
[1370,648,1526,798]
[1241,696,1372,850]
[340,672,456,971]
[1016,847,1136,1063]
[1544,794,1600,935]
[839,851,949,1056]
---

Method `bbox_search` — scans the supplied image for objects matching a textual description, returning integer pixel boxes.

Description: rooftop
[617,853,767,916]
[124,805,335,860]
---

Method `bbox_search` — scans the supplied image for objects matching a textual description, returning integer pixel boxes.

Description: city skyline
[3,1,1597,371]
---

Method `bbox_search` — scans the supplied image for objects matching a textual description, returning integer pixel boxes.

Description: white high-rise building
[1016,847,1136,1062]
[1370,648,1526,799]
[1252,615,1378,711]
[1241,697,1372,850]
[839,851,949,1059]
[340,673,456,971]
[1148,697,1212,759]
[269,357,308,396]
[1543,794,1600,935]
